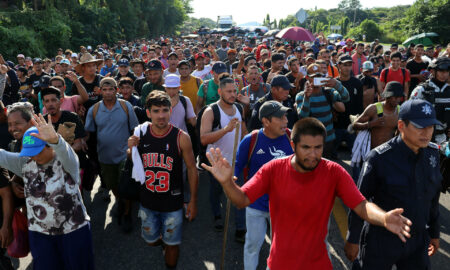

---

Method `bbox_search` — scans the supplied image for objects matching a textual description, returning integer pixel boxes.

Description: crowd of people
[0,34,448,270]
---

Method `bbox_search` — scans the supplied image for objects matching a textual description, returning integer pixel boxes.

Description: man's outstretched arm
[353,200,412,243]
[201,147,251,209]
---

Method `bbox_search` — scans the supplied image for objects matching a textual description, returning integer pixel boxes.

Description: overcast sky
[190,0,415,25]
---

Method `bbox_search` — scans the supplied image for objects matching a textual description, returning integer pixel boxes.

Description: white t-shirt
[192,65,212,80]
[163,68,180,79]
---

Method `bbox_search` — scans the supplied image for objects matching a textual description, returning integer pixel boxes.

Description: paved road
[12,152,450,270]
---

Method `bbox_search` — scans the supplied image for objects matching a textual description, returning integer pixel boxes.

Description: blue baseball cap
[399,99,441,128]
[20,127,46,157]
[212,61,227,74]
[271,75,294,90]
[118,59,129,67]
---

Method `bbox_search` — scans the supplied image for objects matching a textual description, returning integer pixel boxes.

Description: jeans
[138,206,183,245]
[208,172,246,230]
[244,207,271,270]
[29,223,94,270]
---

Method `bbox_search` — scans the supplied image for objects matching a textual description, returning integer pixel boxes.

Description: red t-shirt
[380,67,411,85]
[242,156,365,270]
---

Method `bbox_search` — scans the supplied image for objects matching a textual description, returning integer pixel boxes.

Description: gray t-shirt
[85,99,139,164]
[170,96,195,133]
[241,83,271,110]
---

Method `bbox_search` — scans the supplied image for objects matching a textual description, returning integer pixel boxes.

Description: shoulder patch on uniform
[428,142,439,150]
[374,142,392,154]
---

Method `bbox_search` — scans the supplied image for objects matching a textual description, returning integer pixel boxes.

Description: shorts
[99,160,126,190]
[138,206,183,246]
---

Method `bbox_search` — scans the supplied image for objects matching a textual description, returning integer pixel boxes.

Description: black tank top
[138,124,184,212]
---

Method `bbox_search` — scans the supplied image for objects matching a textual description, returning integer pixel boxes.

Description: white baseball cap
[71,53,78,58]
[163,74,181,88]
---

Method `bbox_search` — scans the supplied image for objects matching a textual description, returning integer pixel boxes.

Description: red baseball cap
[194,53,205,60]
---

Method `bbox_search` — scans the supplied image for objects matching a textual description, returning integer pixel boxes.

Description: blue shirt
[85,99,139,164]
[234,129,293,212]
[100,64,117,77]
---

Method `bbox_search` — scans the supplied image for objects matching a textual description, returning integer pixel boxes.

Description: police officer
[410,57,450,192]
[345,99,443,270]
[410,57,450,145]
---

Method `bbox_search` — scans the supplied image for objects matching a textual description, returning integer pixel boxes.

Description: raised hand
[384,208,412,243]
[65,71,79,83]
[201,148,233,185]
[30,113,59,144]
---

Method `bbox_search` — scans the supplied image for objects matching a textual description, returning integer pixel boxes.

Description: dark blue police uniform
[347,99,443,270]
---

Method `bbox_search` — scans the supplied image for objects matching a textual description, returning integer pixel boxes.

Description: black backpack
[179,95,198,157]
[195,101,243,169]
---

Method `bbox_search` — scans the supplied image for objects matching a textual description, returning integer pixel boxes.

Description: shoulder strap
[179,95,188,122]
[375,102,383,115]
[92,102,101,121]
[234,102,244,116]
[401,68,406,86]
[330,65,335,77]
[262,83,268,93]
[285,128,291,142]
[196,77,201,89]
[118,99,131,135]
[247,130,260,165]
[211,102,221,130]
[203,79,210,100]
[383,68,389,83]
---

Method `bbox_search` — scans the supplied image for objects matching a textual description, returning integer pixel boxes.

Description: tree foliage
[0,0,192,59]
[272,0,449,45]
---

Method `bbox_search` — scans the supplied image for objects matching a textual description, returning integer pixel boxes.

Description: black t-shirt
[0,167,10,225]
[406,59,428,93]
[44,110,86,140]
[335,77,364,129]
[261,68,288,83]
[26,72,48,94]
[0,123,13,151]
[71,74,103,110]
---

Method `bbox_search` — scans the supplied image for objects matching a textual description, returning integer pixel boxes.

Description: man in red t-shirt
[202,117,413,270]
[380,52,411,97]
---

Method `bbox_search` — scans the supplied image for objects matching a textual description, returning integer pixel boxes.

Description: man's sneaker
[214,216,223,232]
[235,229,246,243]
[99,187,110,202]
[121,214,132,233]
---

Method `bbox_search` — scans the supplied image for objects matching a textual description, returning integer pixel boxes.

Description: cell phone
[313,77,328,86]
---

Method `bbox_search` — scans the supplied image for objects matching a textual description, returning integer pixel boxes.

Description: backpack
[382,68,406,87]
[243,128,291,182]
[195,101,244,168]
[92,99,131,135]
[179,95,198,156]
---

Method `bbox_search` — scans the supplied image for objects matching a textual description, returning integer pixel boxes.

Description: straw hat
[74,53,103,74]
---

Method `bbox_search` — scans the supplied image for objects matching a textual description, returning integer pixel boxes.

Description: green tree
[404,0,450,44]
[348,19,382,41]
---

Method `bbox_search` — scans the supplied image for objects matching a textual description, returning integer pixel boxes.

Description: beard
[295,157,320,172]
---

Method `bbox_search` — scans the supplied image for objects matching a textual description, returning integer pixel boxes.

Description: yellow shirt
[181,75,202,109]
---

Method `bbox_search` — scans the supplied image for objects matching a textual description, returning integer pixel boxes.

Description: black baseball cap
[381,82,404,98]
[39,75,51,88]
[399,99,441,128]
[259,100,291,121]
[271,75,294,90]
[338,55,353,64]
[168,52,178,59]
[33,58,42,64]
[146,59,163,70]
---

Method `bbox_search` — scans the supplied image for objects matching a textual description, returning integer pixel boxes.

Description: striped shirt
[295,84,349,142]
